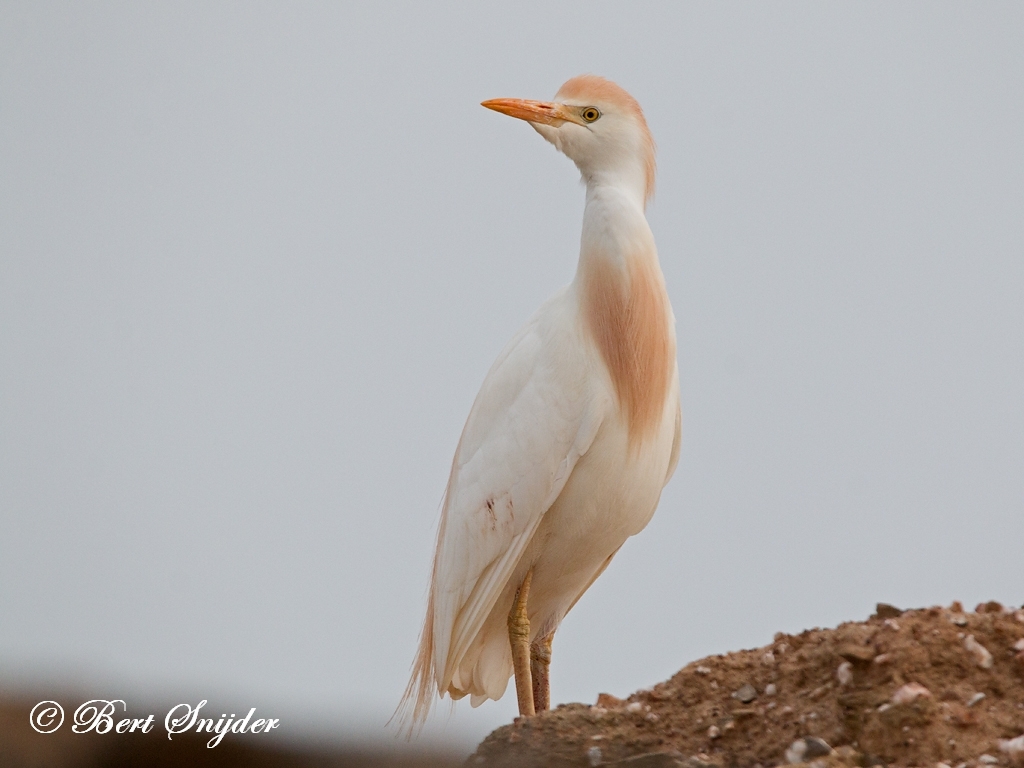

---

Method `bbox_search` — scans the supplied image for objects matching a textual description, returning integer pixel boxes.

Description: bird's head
[482,75,655,206]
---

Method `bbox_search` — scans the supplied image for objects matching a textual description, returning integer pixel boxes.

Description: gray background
[2,1,1022,754]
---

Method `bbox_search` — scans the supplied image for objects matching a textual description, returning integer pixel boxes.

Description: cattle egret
[399,75,681,729]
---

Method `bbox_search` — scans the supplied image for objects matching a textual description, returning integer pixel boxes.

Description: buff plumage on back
[556,75,657,205]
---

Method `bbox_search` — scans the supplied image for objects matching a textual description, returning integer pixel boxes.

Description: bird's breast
[580,250,675,451]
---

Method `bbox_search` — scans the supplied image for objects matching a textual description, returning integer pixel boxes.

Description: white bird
[399,75,681,728]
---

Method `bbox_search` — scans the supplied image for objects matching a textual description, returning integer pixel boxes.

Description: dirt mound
[469,602,1024,768]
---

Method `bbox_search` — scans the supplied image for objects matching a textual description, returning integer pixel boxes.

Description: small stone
[763,651,776,664]
[1000,735,1024,755]
[1014,639,1024,652]
[626,701,644,713]
[951,614,969,627]
[733,684,758,704]
[707,725,721,740]
[646,712,660,722]
[1015,610,1024,624]
[587,745,603,767]
[695,665,711,675]
[873,653,891,665]
[764,683,777,696]
[786,737,833,764]
[883,618,901,631]
[838,643,877,663]
[936,763,952,768]
[976,601,1004,614]
[876,603,903,619]
[967,692,986,707]
[837,661,854,686]
[892,682,932,705]
[804,738,834,758]
[978,755,998,765]
[785,740,807,764]
[597,692,623,708]
[964,634,994,669]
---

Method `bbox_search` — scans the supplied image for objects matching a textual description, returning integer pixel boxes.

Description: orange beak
[481,98,575,126]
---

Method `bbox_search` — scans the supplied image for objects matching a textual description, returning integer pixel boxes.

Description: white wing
[430,293,604,695]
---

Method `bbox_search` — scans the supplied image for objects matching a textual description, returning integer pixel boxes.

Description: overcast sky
[2,1,1023,755]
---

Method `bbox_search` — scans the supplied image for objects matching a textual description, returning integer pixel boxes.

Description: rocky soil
[469,602,1024,768]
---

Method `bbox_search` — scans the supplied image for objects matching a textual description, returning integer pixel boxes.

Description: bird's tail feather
[390,590,437,738]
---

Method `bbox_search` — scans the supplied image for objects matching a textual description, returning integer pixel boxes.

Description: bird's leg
[507,569,535,717]
[530,631,554,712]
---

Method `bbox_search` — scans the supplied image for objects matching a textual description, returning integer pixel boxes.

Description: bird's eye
[580,107,601,123]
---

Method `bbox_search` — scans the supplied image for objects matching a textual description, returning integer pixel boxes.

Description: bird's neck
[574,182,657,280]
[574,182,674,448]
